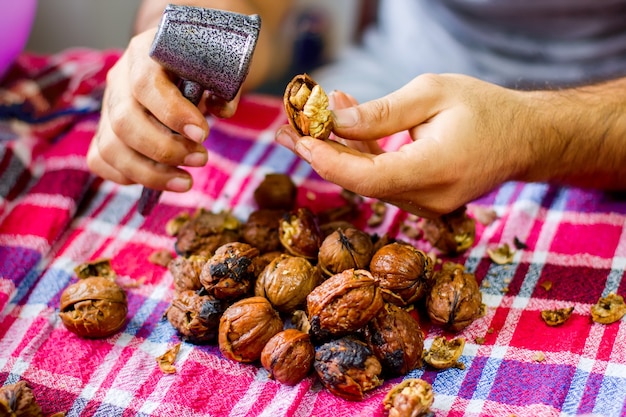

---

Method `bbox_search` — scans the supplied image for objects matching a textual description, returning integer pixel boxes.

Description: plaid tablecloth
[1,49,625,417]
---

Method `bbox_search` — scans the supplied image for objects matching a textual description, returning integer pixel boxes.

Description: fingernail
[275,125,298,149]
[332,107,358,128]
[166,176,191,192]
[183,124,207,143]
[327,90,337,110]
[294,139,312,163]
[183,151,207,167]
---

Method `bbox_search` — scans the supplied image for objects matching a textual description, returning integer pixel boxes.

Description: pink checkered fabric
[1,49,625,417]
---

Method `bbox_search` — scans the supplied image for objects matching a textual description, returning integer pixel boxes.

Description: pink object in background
[0,0,37,81]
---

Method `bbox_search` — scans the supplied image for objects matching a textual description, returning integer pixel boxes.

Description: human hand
[275,74,533,218]
[88,29,240,192]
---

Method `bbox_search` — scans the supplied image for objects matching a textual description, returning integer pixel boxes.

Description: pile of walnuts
[162,172,483,408]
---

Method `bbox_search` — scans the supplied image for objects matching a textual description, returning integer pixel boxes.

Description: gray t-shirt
[313,0,626,101]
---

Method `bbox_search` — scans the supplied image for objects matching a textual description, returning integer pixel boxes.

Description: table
[1,49,625,417]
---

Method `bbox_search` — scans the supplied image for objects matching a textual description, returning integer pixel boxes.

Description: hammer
[137,4,262,216]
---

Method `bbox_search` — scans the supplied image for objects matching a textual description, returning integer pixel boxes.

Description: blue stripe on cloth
[27,266,72,305]
[593,373,626,417]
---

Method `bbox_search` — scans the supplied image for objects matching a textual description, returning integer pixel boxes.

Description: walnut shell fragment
[590,292,626,324]
[306,268,383,341]
[218,296,283,363]
[423,336,466,370]
[541,306,574,327]
[383,378,434,417]
[0,380,43,417]
[284,73,333,140]
[157,342,181,374]
[314,337,383,401]
[73,258,115,279]
[261,329,315,385]
[59,276,128,339]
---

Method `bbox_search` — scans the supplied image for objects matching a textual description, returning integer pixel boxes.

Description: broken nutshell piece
[590,292,626,324]
[156,342,182,374]
[541,306,575,326]
[0,380,43,417]
[284,73,333,140]
[73,258,116,280]
[383,378,434,417]
[260,328,315,385]
[423,336,466,370]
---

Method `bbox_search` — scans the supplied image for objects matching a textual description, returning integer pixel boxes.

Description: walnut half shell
[284,74,333,140]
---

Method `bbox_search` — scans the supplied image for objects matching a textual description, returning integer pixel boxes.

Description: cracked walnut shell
[383,378,434,417]
[284,73,333,140]
[591,292,626,324]
[0,380,43,417]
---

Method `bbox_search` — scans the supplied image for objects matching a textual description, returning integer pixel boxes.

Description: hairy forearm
[134,0,293,91]
[515,77,626,189]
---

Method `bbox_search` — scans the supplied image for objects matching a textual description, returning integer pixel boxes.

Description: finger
[329,90,384,154]
[331,73,445,141]
[200,91,241,118]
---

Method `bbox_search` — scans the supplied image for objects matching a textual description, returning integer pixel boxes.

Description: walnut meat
[313,337,383,401]
[363,303,424,376]
[59,276,127,338]
[591,292,626,324]
[306,268,383,340]
[426,263,483,331]
[168,255,207,292]
[174,209,241,257]
[241,209,284,253]
[218,296,283,363]
[199,242,260,300]
[369,242,434,306]
[278,207,323,260]
[166,290,225,343]
[421,205,476,254]
[253,173,298,211]
[0,380,43,417]
[255,254,320,313]
[284,73,333,140]
[318,227,374,277]
[261,329,315,385]
[383,378,434,417]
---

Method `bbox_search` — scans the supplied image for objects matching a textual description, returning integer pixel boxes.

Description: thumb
[332,75,442,141]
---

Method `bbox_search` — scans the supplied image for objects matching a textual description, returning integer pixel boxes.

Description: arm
[275,74,626,218]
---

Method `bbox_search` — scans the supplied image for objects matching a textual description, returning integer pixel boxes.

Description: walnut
[168,255,207,292]
[241,209,284,253]
[369,242,434,306]
[253,173,298,211]
[199,242,260,300]
[541,306,574,326]
[278,207,323,260]
[0,380,43,417]
[165,211,191,236]
[590,292,626,324]
[284,73,333,140]
[421,205,476,254]
[313,337,383,401]
[383,378,434,417]
[218,296,283,363]
[59,276,127,338]
[148,249,174,267]
[165,290,224,343]
[364,303,424,376]
[426,263,483,332]
[174,208,241,257]
[318,227,374,277]
[306,268,383,341]
[255,254,320,313]
[260,329,315,385]
[423,336,466,370]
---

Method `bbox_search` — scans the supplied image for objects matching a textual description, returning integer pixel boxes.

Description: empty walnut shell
[426,263,483,331]
[284,73,333,140]
[255,254,321,313]
[166,290,225,344]
[423,336,466,370]
[261,329,315,385]
[168,255,207,292]
[363,303,424,376]
[278,207,323,260]
[218,296,283,363]
[241,209,285,253]
[59,276,127,339]
[383,378,434,417]
[0,380,43,417]
[369,242,434,306]
[421,205,476,255]
[318,227,374,277]
[591,292,626,324]
[174,208,241,257]
[253,173,298,211]
[314,336,383,401]
[306,268,383,341]
[199,242,260,300]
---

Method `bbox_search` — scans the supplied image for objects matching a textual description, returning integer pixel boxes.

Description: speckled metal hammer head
[150,4,261,102]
